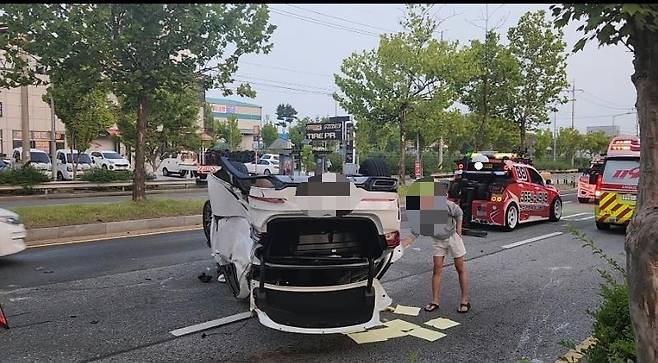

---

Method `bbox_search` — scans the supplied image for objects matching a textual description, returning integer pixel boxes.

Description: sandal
[457,302,471,313]
[424,303,440,312]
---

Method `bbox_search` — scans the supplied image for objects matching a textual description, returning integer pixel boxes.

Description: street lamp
[611,111,637,136]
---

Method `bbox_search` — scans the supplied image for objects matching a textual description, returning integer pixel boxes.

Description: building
[586,125,620,137]
[205,97,262,150]
[0,84,67,158]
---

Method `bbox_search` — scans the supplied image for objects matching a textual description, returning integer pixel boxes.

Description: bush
[80,168,134,182]
[0,166,49,186]
[565,227,636,362]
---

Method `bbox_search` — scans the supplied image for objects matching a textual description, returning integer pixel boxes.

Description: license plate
[621,194,636,201]
[477,210,487,216]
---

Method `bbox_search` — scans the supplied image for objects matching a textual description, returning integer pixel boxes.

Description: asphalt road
[0,192,627,362]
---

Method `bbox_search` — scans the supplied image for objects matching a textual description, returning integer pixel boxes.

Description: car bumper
[470,200,505,226]
[250,279,392,334]
[0,224,27,257]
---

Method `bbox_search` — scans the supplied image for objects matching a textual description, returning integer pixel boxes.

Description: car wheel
[503,203,519,231]
[57,171,64,181]
[596,221,610,230]
[549,197,562,222]
[162,168,169,176]
[180,170,187,177]
[102,164,108,170]
[359,158,390,177]
[202,200,212,248]
[578,197,589,204]
[264,169,270,175]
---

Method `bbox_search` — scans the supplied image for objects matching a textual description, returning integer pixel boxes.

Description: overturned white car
[204,157,403,334]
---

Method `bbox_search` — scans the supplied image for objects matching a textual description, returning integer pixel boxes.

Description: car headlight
[0,216,20,225]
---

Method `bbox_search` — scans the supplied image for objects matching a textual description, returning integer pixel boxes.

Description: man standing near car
[402,178,471,314]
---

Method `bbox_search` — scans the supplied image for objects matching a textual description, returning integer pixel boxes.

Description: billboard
[305,121,343,141]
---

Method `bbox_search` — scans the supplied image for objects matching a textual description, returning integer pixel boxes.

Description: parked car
[11,147,53,178]
[244,159,280,175]
[160,150,198,177]
[449,153,562,231]
[0,208,27,257]
[88,150,131,171]
[55,149,92,180]
[258,153,279,163]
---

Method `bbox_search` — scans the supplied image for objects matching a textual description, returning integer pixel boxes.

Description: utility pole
[553,110,557,161]
[19,47,30,164]
[49,94,57,181]
[571,79,575,130]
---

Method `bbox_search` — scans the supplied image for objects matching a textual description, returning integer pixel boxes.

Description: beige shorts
[432,233,466,258]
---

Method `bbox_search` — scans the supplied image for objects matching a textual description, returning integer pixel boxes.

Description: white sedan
[244,159,280,175]
[0,208,26,257]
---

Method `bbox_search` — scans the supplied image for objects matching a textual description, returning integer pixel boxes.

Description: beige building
[0,84,67,158]
[205,97,263,150]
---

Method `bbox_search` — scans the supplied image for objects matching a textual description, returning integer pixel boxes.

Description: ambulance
[593,135,641,230]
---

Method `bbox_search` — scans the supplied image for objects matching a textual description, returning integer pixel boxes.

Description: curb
[25,214,203,246]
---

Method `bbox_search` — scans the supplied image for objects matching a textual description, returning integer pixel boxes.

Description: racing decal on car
[514,166,527,181]
[519,191,548,211]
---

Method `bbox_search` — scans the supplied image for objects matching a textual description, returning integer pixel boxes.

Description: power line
[239,60,334,78]
[269,8,379,37]
[232,79,334,95]
[579,90,634,110]
[284,4,396,33]
[235,74,335,92]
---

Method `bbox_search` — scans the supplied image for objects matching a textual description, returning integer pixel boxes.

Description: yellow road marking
[27,225,203,249]
[555,336,596,363]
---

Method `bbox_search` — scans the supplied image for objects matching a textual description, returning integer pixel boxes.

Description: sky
[206,4,638,136]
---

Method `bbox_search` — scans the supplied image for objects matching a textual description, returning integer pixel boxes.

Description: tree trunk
[626,27,658,363]
[519,121,526,155]
[132,96,147,201]
[398,109,406,186]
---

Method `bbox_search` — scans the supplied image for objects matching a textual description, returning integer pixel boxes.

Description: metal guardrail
[0,179,198,194]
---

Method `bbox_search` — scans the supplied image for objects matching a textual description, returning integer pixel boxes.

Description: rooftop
[205,97,261,108]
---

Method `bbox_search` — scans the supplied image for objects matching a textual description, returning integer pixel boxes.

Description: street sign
[305,121,343,141]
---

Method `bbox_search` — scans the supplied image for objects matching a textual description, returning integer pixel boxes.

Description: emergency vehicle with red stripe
[593,135,641,230]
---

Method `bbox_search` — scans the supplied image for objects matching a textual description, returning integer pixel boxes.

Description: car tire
[578,197,589,204]
[202,200,212,247]
[359,158,390,177]
[503,203,519,231]
[162,168,169,176]
[102,164,108,170]
[180,170,187,177]
[264,169,270,175]
[549,197,562,222]
[596,221,610,230]
[57,171,64,181]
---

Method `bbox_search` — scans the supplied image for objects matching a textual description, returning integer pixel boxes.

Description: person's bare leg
[431,255,445,305]
[454,256,470,308]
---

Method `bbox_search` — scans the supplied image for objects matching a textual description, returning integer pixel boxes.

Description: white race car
[204,157,403,334]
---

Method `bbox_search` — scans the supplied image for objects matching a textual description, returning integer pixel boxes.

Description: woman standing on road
[402,178,471,313]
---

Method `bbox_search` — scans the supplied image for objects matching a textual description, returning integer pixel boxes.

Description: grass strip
[12,199,205,229]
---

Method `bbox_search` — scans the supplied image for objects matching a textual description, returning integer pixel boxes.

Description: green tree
[506,10,569,151]
[211,117,242,151]
[288,116,312,148]
[44,80,116,180]
[203,103,215,131]
[0,4,275,200]
[533,128,554,161]
[261,122,278,148]
[117,86,202,172]
[556,127,583,166]
[300,144,316,174]
[583,131,612,158]
[335,4,460,185]
[276,103,298,136]
[551,6,658,357]
[457,31,520,151]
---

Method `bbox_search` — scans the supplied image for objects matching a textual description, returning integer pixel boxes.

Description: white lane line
[501,232,563,249]
[170,311,253,337]
[571,216,595,221]
[563,201,573,204]
[561,212,589,219]
[561,193,577,196]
